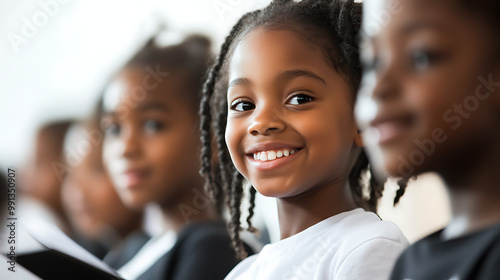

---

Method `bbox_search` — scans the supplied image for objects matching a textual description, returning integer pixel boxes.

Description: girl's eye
[230,100,255,112]
[143,120,164,134]
[104,123,121,137]
[288,94,313,105]
[411,49,443,72]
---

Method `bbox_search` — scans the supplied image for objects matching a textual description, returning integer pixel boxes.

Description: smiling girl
[199,0,408,279]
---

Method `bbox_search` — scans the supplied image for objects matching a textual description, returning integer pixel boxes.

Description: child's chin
[384,156,420,179]
[253,184,298,199]
[120,193,148,211]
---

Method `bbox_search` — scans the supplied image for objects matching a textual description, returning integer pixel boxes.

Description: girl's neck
[159,186,219,234]
[276,178,357,240]
[441,132,500,240]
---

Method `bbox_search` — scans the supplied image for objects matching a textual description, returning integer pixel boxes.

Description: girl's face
[225,29,361,198]
[356,0,500,178]
[62,124,142,238]
[102,69,204,209]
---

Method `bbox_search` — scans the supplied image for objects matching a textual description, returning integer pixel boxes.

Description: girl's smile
[245,142,303,171]
[117,167,151,190]
[370,110,418,145]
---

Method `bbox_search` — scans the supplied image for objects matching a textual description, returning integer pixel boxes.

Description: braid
[329,0,362,94]
[199,10,261,258]
[367,164,384,212]
[228,170,245,259]
[215,110,231,208]
[394,177,410,205]
[246,187,258,233]
[199,11,257,201]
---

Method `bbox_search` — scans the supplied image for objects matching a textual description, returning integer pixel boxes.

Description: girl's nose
[371,60,401,102]
[122,128,141,158]
[248,107,286,136]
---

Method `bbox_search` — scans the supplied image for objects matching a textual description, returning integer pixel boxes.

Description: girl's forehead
[103,69,198,119]
[228,28,330,75]
[362,0,470,42]
[103,75,129,113]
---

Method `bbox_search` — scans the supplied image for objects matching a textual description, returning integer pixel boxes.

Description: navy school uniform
[390,223,500,280]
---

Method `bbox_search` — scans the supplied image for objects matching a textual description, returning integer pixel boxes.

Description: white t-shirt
[225,208,408,280]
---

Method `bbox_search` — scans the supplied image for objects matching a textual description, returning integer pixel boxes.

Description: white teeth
[252,149,298,161]
[259,152,268,161]
[268,151,276,160]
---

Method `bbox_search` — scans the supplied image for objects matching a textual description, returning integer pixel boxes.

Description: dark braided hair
[199,0,408,259]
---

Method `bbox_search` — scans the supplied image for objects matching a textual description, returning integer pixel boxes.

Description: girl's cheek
[102,141,121,166]
[225,123,243,156]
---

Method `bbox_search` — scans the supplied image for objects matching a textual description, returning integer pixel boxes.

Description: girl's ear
[354,127,364,147]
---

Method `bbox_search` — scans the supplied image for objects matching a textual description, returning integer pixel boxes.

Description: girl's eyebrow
[364,19,442,45]
[278,69,327,85]
[228,69,327,90]
[399,19,442,36]
[228,77,252,90]
[137,102,169,112]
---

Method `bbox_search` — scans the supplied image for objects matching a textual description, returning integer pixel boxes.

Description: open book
[3,219,124,280]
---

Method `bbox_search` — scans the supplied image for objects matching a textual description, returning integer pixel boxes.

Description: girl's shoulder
[324,208,407,240]
[328,208,409,253]
[323,209,409,280]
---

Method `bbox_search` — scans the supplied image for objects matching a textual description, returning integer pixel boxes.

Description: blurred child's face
[62,125,142,238]
[356,0,500,178]
[225,29,361,198]
[22,130,64,211]
[102,69,204,209]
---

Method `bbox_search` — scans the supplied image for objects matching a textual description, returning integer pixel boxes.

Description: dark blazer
[104,231,151,270]
[106,221,250,280]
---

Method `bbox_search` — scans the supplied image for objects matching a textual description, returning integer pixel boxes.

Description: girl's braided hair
[199,0,408,259]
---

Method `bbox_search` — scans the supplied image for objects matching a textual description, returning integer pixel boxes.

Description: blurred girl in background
[61,110,144,259]
[101,34,248,280]
[356,0,500,279]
